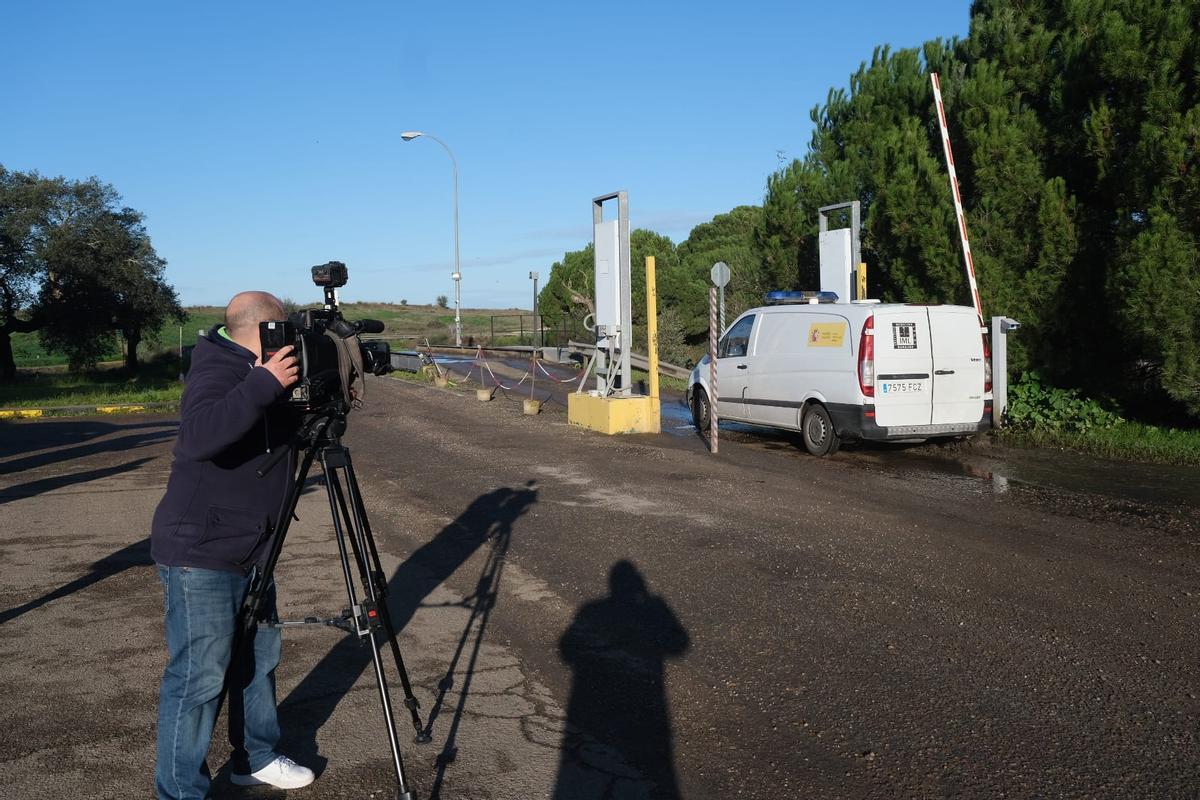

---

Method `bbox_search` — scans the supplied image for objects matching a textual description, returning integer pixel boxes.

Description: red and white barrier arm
[930,72,985,326]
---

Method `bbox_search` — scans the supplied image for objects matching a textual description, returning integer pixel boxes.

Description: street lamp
[401,130,462,347]
[529,271,539,350]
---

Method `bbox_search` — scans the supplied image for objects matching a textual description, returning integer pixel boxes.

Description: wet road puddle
[659,398,1199,526]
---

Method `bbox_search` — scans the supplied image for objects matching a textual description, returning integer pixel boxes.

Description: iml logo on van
[892,322,918,350]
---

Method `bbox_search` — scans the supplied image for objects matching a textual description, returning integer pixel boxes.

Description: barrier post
[709,286,719,454]
[646,257,660,403]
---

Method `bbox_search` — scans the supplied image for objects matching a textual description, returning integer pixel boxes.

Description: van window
[719,315,755,358]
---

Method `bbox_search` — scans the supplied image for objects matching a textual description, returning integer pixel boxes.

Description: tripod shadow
[275,483,538,778]
[425,481,535,799]
[0,537,153,625]
[553,561,690,800]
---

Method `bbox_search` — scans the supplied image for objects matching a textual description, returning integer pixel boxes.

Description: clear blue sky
[1,1,970,310]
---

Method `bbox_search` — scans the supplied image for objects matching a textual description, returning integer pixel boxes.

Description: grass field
[0,359,185,410]
[9,302,543,367]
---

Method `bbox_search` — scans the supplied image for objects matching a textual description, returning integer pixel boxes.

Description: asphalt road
[0,375,1196,799]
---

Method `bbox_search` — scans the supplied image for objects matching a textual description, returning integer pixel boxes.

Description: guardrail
[389,342,691,382]
[564,340,691,380]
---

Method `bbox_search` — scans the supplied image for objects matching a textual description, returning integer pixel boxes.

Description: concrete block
[567,393,661,435]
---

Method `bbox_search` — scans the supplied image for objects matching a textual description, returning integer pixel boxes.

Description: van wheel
[691,388,710,430]
[802,403,841,457]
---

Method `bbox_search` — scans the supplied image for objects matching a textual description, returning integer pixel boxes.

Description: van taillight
[858,315,875,397]
[982,331,992,394]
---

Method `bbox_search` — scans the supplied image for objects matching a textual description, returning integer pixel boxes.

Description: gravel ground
[0,374,1196,799]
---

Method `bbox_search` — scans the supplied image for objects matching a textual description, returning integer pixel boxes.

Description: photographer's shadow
[274,484,537,777]
[554,561,690,800]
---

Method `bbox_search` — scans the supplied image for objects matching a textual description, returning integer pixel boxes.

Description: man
[150,291,314,799]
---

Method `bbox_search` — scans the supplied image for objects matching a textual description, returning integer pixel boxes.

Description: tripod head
[256,400,352,479]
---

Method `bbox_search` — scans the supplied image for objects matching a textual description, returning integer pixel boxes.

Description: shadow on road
[273,483,538,783]
[0,536,153,625]
[0,456,156,505]
[425,481,535,799]
[0,419,177,473]
[553,560,690,800]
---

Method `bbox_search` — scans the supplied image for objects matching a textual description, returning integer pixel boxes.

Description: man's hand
[256,345,299,389]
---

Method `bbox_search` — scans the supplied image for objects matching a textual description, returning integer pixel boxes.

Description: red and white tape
[535,361,579,384]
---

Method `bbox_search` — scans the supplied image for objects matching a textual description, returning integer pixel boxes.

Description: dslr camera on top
[259,261,393,411]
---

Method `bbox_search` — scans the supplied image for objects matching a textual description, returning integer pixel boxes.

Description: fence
[483,314,590,349]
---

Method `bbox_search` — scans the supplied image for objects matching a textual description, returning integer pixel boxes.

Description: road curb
[0,401,178,419]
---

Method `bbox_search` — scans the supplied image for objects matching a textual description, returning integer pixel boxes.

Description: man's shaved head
[225,291,285,337]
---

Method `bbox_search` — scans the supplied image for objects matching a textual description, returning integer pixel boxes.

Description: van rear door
[871,308,933,427]
[928,307,986,424]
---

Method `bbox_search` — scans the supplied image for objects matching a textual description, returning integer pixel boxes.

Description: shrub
[1005,372,1122,433]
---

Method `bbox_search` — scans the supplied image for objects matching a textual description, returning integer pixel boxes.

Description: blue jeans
[155,565,282,800]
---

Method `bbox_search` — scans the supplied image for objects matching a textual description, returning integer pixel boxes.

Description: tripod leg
[329,456,431,743]
[321,449,417,800]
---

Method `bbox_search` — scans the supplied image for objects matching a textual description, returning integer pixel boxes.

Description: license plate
[881,381,924,394]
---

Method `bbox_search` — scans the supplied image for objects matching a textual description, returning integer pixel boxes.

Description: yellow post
[646,256,660,402]
[645,256,661,433]
[857,262,868,301]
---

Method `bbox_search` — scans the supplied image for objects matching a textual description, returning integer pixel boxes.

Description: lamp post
[401,131,462,346]
[529,271,539,350]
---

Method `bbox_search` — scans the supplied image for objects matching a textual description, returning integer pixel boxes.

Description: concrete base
[537,346,568,363]
[567,393,661,435]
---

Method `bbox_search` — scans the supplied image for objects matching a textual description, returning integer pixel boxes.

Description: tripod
[227,405,431,800]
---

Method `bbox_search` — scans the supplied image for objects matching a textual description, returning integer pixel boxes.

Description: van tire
[802,403,840,457]
[691,387,711,430]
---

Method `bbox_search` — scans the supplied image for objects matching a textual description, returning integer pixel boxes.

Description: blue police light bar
[764,290,839,305]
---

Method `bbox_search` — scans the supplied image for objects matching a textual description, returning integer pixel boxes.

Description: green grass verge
[386,368,439,386]
[630,367,688,394]
[997,420,1200,466]
[0,363,185,409]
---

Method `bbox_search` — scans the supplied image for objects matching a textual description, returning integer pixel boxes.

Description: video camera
[259,261,392,411]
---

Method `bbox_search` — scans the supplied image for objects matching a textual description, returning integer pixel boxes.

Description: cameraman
[150,291,314,799]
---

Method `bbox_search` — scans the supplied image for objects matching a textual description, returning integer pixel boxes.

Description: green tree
[0,167,63,381]
[435,294,448,309]
[675,206,764,339]
[35,178,182,371]
[1,168,183,376]
[538,230,678,353]
[759,0,1199,417]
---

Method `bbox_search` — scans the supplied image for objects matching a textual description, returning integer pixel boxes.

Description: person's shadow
[553,561,690,800]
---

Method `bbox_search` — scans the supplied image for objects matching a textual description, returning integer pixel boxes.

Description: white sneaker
[230,755,315,789]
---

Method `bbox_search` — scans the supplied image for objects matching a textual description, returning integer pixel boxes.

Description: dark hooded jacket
[150,329,302,574]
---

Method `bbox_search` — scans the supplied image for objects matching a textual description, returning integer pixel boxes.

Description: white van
[686,296,992,456]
